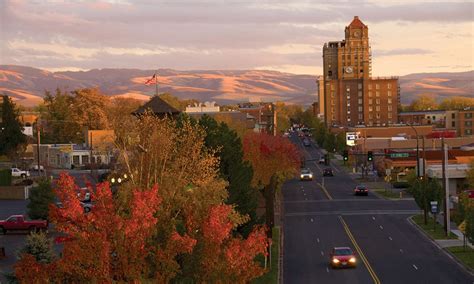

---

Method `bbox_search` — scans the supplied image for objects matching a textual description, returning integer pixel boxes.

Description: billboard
[346,132,359,146]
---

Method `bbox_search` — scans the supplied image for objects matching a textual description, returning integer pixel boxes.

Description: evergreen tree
[199,115,258,236]
[0,95,27,159]
[18,231,55,264]
[27,179,55,220]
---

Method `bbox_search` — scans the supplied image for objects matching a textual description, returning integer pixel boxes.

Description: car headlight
[349,257,356,263]
[300,175,304,178]
[332,258,340,263]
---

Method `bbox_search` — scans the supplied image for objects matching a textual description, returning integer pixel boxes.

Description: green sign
[390,153,409,158]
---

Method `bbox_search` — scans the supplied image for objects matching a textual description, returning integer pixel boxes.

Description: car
[354,185,369,196]
[300,168,313,181]
[330,247,357,268]
[11,168,30,178]
[303,139,311,147]
[30,164,44,172]
[323,168,333,176]
[0,215,48,234]
[318,157,325,164]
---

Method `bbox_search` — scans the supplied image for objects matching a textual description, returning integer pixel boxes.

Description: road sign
[430,201,438,214]
[390,153,409,158]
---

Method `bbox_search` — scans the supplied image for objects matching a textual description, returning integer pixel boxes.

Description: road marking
[321,251,324,256]
[317,238,320,243]
[317,182,333,200]
[305,198,308,200]
[311,218,314,222]
[412,264,418,270]
[331,165,340,173]
[400,249,404,253]
[326,267,329,273]
[339,216,381,284]
[388,236,393,241]
[379,225,384,230]
[285,210,421,217]
[372,216,376,221]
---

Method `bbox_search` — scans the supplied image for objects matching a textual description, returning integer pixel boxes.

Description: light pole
[409,124,420,178]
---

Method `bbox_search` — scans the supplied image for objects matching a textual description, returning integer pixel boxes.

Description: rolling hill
[0,65,472,107]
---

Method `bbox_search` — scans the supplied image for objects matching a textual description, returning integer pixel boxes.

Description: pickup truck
[11,168,30,178]
[0,215,48,234]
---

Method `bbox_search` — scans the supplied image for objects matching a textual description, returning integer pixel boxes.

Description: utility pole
[442,138,450,237]
[36,118,41,176]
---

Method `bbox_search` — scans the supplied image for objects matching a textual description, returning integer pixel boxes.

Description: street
[283,135,474,283]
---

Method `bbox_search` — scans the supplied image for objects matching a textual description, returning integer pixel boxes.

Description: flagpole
[155,70,158,97]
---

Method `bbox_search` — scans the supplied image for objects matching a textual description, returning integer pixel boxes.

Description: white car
[11,168,30,178]
[30,165,44,172]
[300,168,313,181]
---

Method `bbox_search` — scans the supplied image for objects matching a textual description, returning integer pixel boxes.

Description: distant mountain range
[0,65,472,107]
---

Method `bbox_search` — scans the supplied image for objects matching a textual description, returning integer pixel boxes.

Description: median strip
[339,216,381,284]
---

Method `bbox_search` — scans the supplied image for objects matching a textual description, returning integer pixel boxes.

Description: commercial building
[320,16,399,127]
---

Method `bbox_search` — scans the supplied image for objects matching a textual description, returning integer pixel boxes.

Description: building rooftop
[348,16,366,28]
[399,110,447,116]
[133,96,180,116]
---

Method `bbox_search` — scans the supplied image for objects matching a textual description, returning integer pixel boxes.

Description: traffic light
[343,150,349,161]
[367,151,373,162]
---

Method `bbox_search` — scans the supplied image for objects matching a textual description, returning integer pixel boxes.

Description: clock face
[345,66,353,74]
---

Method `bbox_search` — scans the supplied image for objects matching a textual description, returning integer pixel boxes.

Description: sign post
[430,201,438,231]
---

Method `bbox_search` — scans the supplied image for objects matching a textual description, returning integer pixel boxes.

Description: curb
[407,216,474,277]
[371,190,415,201]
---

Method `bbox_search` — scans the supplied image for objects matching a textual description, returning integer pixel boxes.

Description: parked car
[354,184,369,196]
[30,164,44,172]
[300,168,313,181]
[11,168,30,178]
[0,215,48,234]
[330,247,357,268]
[323,168,334,177]
[318,157,326,164]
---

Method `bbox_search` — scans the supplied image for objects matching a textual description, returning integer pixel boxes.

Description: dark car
[354,185,369,196]
[323,168,333,176]
[330,247,357,268]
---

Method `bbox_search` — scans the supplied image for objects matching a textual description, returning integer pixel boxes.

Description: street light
[408,124,420,178]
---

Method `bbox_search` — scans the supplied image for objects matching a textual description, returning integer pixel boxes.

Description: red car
[354,185,369,196]
[0,215,48,234]
[330,247,357,268]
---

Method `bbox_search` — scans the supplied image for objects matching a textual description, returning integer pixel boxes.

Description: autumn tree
[199,115,258,236]
[71,88,110,130]
[106,97,143,130]
[0,95,27,159]
[40,89,82,143]
[439,96,474,110]
[243,132,300,231]
[275,102,303,133]
[408,175,443,225]
[408,94,438,111]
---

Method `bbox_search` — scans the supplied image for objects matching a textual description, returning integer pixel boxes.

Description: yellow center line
[339,216,381,284]
[317,182,333,200]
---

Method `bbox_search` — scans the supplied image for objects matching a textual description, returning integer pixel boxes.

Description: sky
[0,0,473,76]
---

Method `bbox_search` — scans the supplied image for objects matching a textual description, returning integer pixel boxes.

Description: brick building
[320,16,399,127]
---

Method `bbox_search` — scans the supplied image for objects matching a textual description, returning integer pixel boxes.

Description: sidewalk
[434,214,473,249]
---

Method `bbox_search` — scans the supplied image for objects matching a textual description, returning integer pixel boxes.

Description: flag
[145,73,156,85]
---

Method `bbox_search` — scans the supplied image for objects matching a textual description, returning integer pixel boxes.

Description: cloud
[373,48,433,57]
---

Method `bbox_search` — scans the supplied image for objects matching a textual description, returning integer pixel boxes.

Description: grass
[446,246,474,270]
[252,226,280,284]
[373,189,400,199]
[412,214,457,240]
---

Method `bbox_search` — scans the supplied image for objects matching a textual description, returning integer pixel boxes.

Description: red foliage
[202,205,234,245]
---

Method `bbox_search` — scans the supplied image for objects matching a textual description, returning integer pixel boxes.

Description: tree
[40,89,82,143]
[71,88,110,130]
[159,93,199,111]
[199,115,258,236]
[243,132,300,231]
[465,159,474,188]
[27,178,55,220]
[408,175,443,225]
[0,95,27,159]
[408,94,438,111]
[18,231,56,264]
[439,96,474,110]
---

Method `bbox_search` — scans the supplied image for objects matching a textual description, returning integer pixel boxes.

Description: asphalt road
[283,134,473,284]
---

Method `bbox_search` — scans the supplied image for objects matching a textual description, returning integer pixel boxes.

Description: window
[328,71,332,76]
[358,114,363,120]
[368,84,372,90]
[388,105,393,111]
[369,106,373,112]
[375,84,380,90]
[73,155,80,165]
[376,99,381,105]
[376,113,381,119]
[388,83,392,89]
[368,91,372,97]
[452,113,456,119]
[369,99,373,105]
[376,106,380,111]
[465,129,472,135]
[331,84,335,90]
[82,155,89,164]
[369,114,373,119]
[346,87,350,92]
[388,98,392,104]
[331,91,335,97]
[388,113,392,118]
[465,121,473,127]
[358,106,363,112]
[388,91,392,97]
[465,113,473,119]
[358,83,362,90]
[376,91,380,97]
[358,99,363,104]
[358,91,362,97]
[452,121,456,127]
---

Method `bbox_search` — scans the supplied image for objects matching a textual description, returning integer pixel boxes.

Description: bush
[0,168,12,186]
[393,181,409,188]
